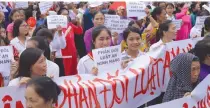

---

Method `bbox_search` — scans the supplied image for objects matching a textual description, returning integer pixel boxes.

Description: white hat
[89,2,102,8]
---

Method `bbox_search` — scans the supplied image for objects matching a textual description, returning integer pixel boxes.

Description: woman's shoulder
[149,40,163,51]
[79,55,92,63]
[8,77,20,86]
[10,37,18,44]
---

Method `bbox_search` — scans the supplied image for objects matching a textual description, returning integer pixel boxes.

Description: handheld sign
[104,14,130,34]
[0,46,13,86]
[15,2,28,9]
[126,1,146,19]
[172,19,182,30]
[47,15,67,29]
[104,14,120,27]
[39,2,53,14]
[195,16,209,28]
[0,3,8,12]
[92,45,121,74]
[203,4,210,13]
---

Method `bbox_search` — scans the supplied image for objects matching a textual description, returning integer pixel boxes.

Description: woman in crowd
[145,5,152,16]
[57,7,83,76]
[0,11,6,29]
[190,2,200,27]
[121,26,145,69]
[166,3,175,20]
[7,9,21,40]
[25,77,61,108]
[19,9,26,21]
[35,28,54,60]
[121,19,146,52]
[158,2,166,10]
[26,36,59,78]
[190,11,210,38]
[142,7,167,52]
[175,3,192,40]
[77,25,111,75]
[8,48,47,86]
[10,19,30,54]
[193,39,210,81]
[149,20,177,51]
[163,53,200,102]
[50,24,66,77]
[0,25,9,45]
[202,17,210,37]
[84,11,105,53]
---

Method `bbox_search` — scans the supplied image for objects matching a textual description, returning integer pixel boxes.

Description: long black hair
[16,48,43,78]
[156,20,172,41]
[13,19,24,37]
[91,25,111,50]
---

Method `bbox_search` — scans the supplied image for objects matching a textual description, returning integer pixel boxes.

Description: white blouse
[50,31,66,58]
[149,39,164,52]
[120,50,145,71]
[166,14,175,21]
[190,26,202,38]
[10,37,31,54]
[77,55,94,74]
[46,60,59,78]
[121,50,145,60]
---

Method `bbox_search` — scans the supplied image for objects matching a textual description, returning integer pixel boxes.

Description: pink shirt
[6,23,14,40]
[175,8,192,41]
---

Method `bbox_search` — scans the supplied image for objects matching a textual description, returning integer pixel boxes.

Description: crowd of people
[0,1,209,107]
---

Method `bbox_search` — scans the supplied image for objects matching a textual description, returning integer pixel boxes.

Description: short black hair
[29,36,51,60]
[166,3,175,9]
[93,11,105,19]
[151,7,164,21]
[27,77,61,103]
[57,7,69,15]
[146,5,152,9]
[194,40,210,62]
[123,26,141,41]
[190,2,197,12]
[36,28,53,40]
[204,17,210,31]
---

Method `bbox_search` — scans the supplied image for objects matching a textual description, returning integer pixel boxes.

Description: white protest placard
[47,15,67,29]
[39,2,53,14]
[15,2,28,9]
[0,46,13,86]
[172,19,182,30]
[104,14,130,34]
[0,3,8,12]
[126,1,146,19]
[104,14,120,27]
[203,4,210,13]
[92,45,121,74]
[195,16,209,28]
